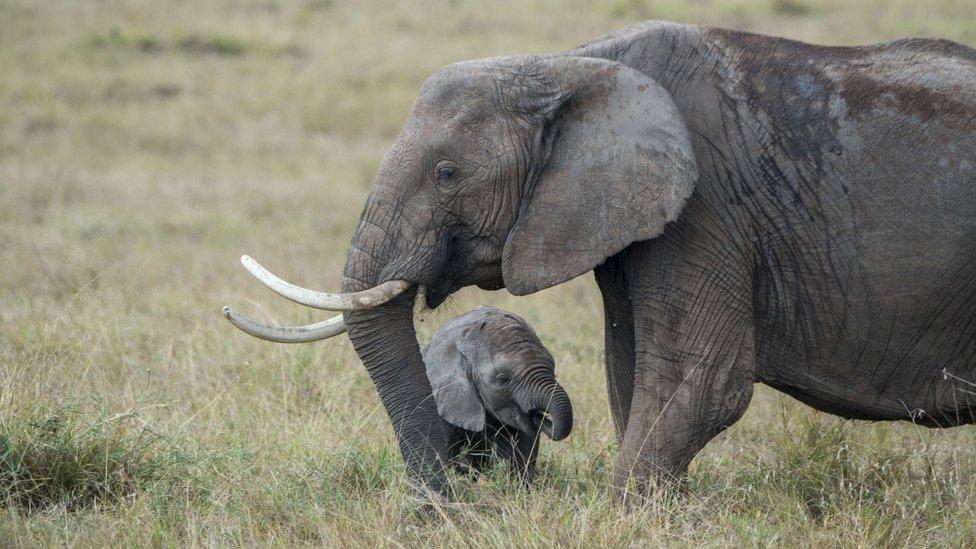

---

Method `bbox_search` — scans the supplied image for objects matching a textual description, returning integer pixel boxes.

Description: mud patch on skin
[704,28,976,164]
[841,73,971,122]
[703,29,854,167]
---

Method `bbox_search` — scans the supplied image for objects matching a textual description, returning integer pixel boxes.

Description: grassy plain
[1,0,975,545]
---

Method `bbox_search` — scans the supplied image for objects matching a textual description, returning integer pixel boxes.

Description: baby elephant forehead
[495,346,555,370]
[448,306,518,336]
[460,307,553,362]
[463,305,529,331]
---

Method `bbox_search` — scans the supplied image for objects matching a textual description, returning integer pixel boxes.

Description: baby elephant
[423,305,573,481]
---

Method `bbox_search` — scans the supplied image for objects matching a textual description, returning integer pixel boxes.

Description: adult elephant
[224,21,976,501]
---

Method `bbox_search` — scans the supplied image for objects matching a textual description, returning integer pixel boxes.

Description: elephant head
[223,55,697,494]
[423,306,572,441]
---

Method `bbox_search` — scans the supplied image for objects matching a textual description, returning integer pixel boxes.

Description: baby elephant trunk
[525,382,573,441]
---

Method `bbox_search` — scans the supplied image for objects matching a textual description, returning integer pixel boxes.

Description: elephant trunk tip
[532,386,573,441]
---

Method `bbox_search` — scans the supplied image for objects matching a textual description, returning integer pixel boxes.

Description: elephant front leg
[485,421,539,483]
[595,256,637,442]
[505,430,540,483]
[612,293,756,502]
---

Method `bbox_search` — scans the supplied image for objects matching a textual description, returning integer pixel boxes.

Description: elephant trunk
[521,380,573,441]
[341,206,450,496]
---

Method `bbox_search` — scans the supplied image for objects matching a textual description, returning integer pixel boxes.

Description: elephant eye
[435,164,458,184]
[494,372,511,386]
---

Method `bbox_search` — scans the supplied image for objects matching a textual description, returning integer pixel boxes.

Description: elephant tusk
[221,306,347,343]
[240,255,410,311]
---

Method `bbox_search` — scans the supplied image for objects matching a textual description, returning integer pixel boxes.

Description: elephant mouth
[424,249,505,309]
[529,410,554,439]
[423,283,453,309]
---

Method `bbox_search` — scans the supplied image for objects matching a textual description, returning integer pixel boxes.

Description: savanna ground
[1,0,975,545]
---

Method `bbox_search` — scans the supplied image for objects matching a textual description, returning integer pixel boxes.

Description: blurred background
[1,1,975,545]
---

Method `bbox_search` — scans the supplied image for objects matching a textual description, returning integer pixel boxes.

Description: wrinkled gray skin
[340,21,976,501]
[422,305,572,481]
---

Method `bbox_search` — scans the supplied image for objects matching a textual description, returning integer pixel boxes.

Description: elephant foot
[405,476,454,509]
[610,458,689,509]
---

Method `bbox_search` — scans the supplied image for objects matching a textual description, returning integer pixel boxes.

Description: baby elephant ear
[423,329,485,432]
[502,57,698,295]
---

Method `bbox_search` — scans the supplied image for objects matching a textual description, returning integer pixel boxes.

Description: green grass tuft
[0,403,187,513]
[88,26,165,53]
[87,27,252,57]
[772,0,818,16]
[177,34,249,56]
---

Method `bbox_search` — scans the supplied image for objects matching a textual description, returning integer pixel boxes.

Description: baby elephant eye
[495,372,511,386]
[435,164,457,184]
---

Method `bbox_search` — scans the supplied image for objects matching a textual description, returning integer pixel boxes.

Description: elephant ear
[502,57,698,295]
[423,326,485,432]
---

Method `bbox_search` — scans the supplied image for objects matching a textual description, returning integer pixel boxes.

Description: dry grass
[1,0,975,545]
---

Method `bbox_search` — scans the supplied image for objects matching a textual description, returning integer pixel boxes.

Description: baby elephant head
[423,306,573,441]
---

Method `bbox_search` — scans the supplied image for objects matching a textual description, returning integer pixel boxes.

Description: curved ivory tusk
[240,255,410,311]
[221,306,347,343]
